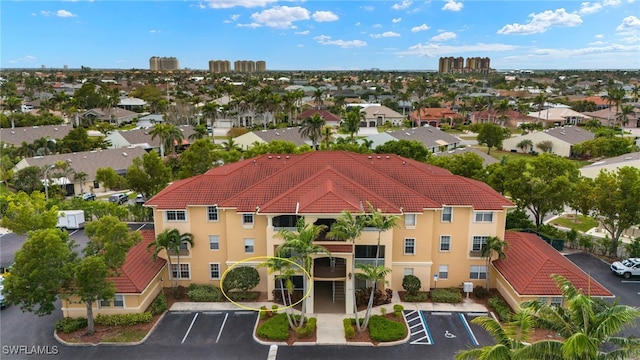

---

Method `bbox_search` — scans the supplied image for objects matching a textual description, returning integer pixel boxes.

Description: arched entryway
[313,257,346,313]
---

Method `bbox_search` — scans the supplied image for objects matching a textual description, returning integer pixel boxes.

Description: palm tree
[601,86,625,129]
[355,264,392,330]
[327,211,366,332]
[148,228,194,292]
[480,236,508,290]
[341,108,363,142]
[617,104,635,128]
[202,101,219,138]
[536,140,553,153]
[4,95,21,129]
[495,99,511,125]
[321,125,333,149]
[73,171,88,194]
[149,124,184,158]
[631,84,639,102]
[275,218,330,331]
[189,124,208,141]
[259,257,298,330]
[312,88,325,109]
[518,274,640,359]
[221,137,241,151]
[516,139,533,154]
[299,114,325,150]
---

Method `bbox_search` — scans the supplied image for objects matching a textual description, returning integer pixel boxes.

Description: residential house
[117,97,147,112]
[493,231,613,310]
[62,229,166,317]
[579,151,640,179]
[361,105,405,127]
[145,151,515,314]
[296,109,342,127]
[527,108,587,127]
[233,128,310,150]
[365,127,461,153]
[106,125,197,152]
[582,107,640,128]
[409,108,460,127]
[81,108,139,127]
[0,124,74,147]
[12,147,148,195]
[501,126,595,157]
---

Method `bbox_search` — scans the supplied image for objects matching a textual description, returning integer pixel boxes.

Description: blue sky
[2,0,639,71]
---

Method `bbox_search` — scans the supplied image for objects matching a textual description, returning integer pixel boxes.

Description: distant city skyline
[2,1,639,71]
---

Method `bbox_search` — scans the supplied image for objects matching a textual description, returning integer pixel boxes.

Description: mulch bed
[345,313,407,345]
[254,314,317,346]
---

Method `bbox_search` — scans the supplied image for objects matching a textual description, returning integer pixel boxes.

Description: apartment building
[149,56,179,71]
[209,60,231,73]
[145,151,514,314]
[438,56,491,74]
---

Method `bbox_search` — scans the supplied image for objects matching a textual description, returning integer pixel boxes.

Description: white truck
[56,210,86,230]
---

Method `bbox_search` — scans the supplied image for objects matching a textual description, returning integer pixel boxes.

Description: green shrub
[368,315,406,342]
[188,284,223,302]
[488,295,512,322]
[393,304,404,318]
[257,313,290,341]
[296,317,316,338]
[403,292,428,302]
[259,305,268,319]
[271,304,279,314]
[402,275,421,295]
[149,293,167,315]
[222,266,260,292]
[380,307,387,316]
[95,312,153,326]
[55,317,87,333]
[343,318,355,339]
[430,288,462,303]
[227,291,259,301]
[473,285,489,299]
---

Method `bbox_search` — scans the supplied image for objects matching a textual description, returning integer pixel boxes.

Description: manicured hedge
[149,293,167,315]
[55,317,87,333]
[95,312,153,326]
[393,304,404,318]
[257,313,290,341]
[368,315,406,342]
[488,295,512,322]
[343,318,355,339]
[295,317,316,338]
[403,292,428,302]
[430,288,462,303]
[187,284,223,302]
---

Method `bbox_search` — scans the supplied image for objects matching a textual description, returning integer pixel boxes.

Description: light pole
[44,164,56,202]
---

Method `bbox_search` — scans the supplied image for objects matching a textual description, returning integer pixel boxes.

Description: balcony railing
[354,258,385,266]
[167,249,190,256]
[469,250,482,258]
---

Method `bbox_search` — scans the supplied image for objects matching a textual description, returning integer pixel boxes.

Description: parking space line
[459,313,479,346]
[621,280,640,283]
[267,345,278,360]
[181,313,199,344]
[68,230,79,236]
[134,224,145,231]
[418,311,434,345]
[215,313,229,343]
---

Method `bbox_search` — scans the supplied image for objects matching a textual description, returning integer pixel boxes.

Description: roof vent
[54,128,58,131]
[376,156,381,159]
[276,155,281,159]
[268,155,272,159]
[368,156,372,159]
[122,152,128,156]
[386,156,390,159]
[285,155,290,159]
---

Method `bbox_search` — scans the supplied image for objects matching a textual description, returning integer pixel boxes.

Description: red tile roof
[146,151,514,213]
[108,230,166,293]
[493,232,612,297]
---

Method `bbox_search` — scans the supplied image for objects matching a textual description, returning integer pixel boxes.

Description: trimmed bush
[271,304,279,314]
[188,284,223,302]
[343,318,355,339]
[296,317,316,338]
[393,304,404,318]
[149,293,167,315]
[259,305,269,319]
[488,295,511,322]
[402,275,421,295]
[473,285,489,299]
[55,317,87,333]
[257,313,290,341]
[227,291,259,302]
[430,288,462,303]
[222,266,260,293]
[368,315,406,342]
[403,292,428,302]
[95,312,153,326]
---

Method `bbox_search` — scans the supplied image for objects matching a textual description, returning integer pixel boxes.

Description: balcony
[469,250,482,258]
[314,257,346,279]
[167,249,190,256]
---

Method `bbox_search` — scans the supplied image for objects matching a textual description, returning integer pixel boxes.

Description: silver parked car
[610,258,640,279]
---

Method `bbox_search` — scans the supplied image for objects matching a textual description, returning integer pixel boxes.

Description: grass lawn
[102,329,147,343]
[549,214,598,232]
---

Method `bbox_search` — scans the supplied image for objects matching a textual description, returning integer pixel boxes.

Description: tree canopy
[1,191,58,235]
[125,152,171,198]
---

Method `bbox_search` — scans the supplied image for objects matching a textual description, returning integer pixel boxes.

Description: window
[171,263,190,279]
[113,294,124,308]
[441,207,452,222]
[472,236,488,252]
[210,263,220,279]
[179,241,189,251]
[404,214,416,228]
[209,235,219,250]
[440,235,451,251]
[404,238,415,255]
[439,265,449,279]
[474,211,494,223]
[404,268,414,276]
[244,238,254,253]
[242,214,254,225]
[166,210,186,221]
[470,265,487,279]
[99,299,111,307]
[550,297,563,307]
[207,206,218,221]
[93,180,100,189]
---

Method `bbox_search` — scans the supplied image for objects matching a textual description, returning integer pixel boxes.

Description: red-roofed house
[493,231,613,310]
[296,109,342,127]
[409,108,460,127]
[145,151,515,313]
[62,230,166,317]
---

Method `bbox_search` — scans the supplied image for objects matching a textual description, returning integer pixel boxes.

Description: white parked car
[610,258,640,279]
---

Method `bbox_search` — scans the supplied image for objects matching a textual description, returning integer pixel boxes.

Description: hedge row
[343,318,355,339]
[368,315,407,342]
[95,312,153,326]
[295,317,316,338]
[430,288,462,303]
[488,295,512,322]
[187,284,224,302]
[55,317,87,333]
[257,313,290,341]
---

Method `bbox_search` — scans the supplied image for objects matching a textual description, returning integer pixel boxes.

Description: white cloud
[391,0,412,10]
[392,18,402,23]
[202,0,277,9]
[579,0,621,15]
[295,30,310,35]
[371,31,401,39]
[595,33,604,38]
[373,24,383,28]
[398,42,519,57]
[314,35,367,48]
[430,31,457,41]
[411,24,430,32]
[355,22,361,26]
[312,11,339,22]
[616,15,640,42]
[231,14,241,21]
[40,11,53,16]
[497,8,583,35]
[237,22,262,28]
[362,6,375,12]
[8,55,37,64]
[442,0,463,11]
[588,40,606,45]
[250,6,310,29]
[149,29,161,33]
[56,9,76,17]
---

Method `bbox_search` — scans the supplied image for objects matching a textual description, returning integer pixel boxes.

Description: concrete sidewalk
[168,294,490,346]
